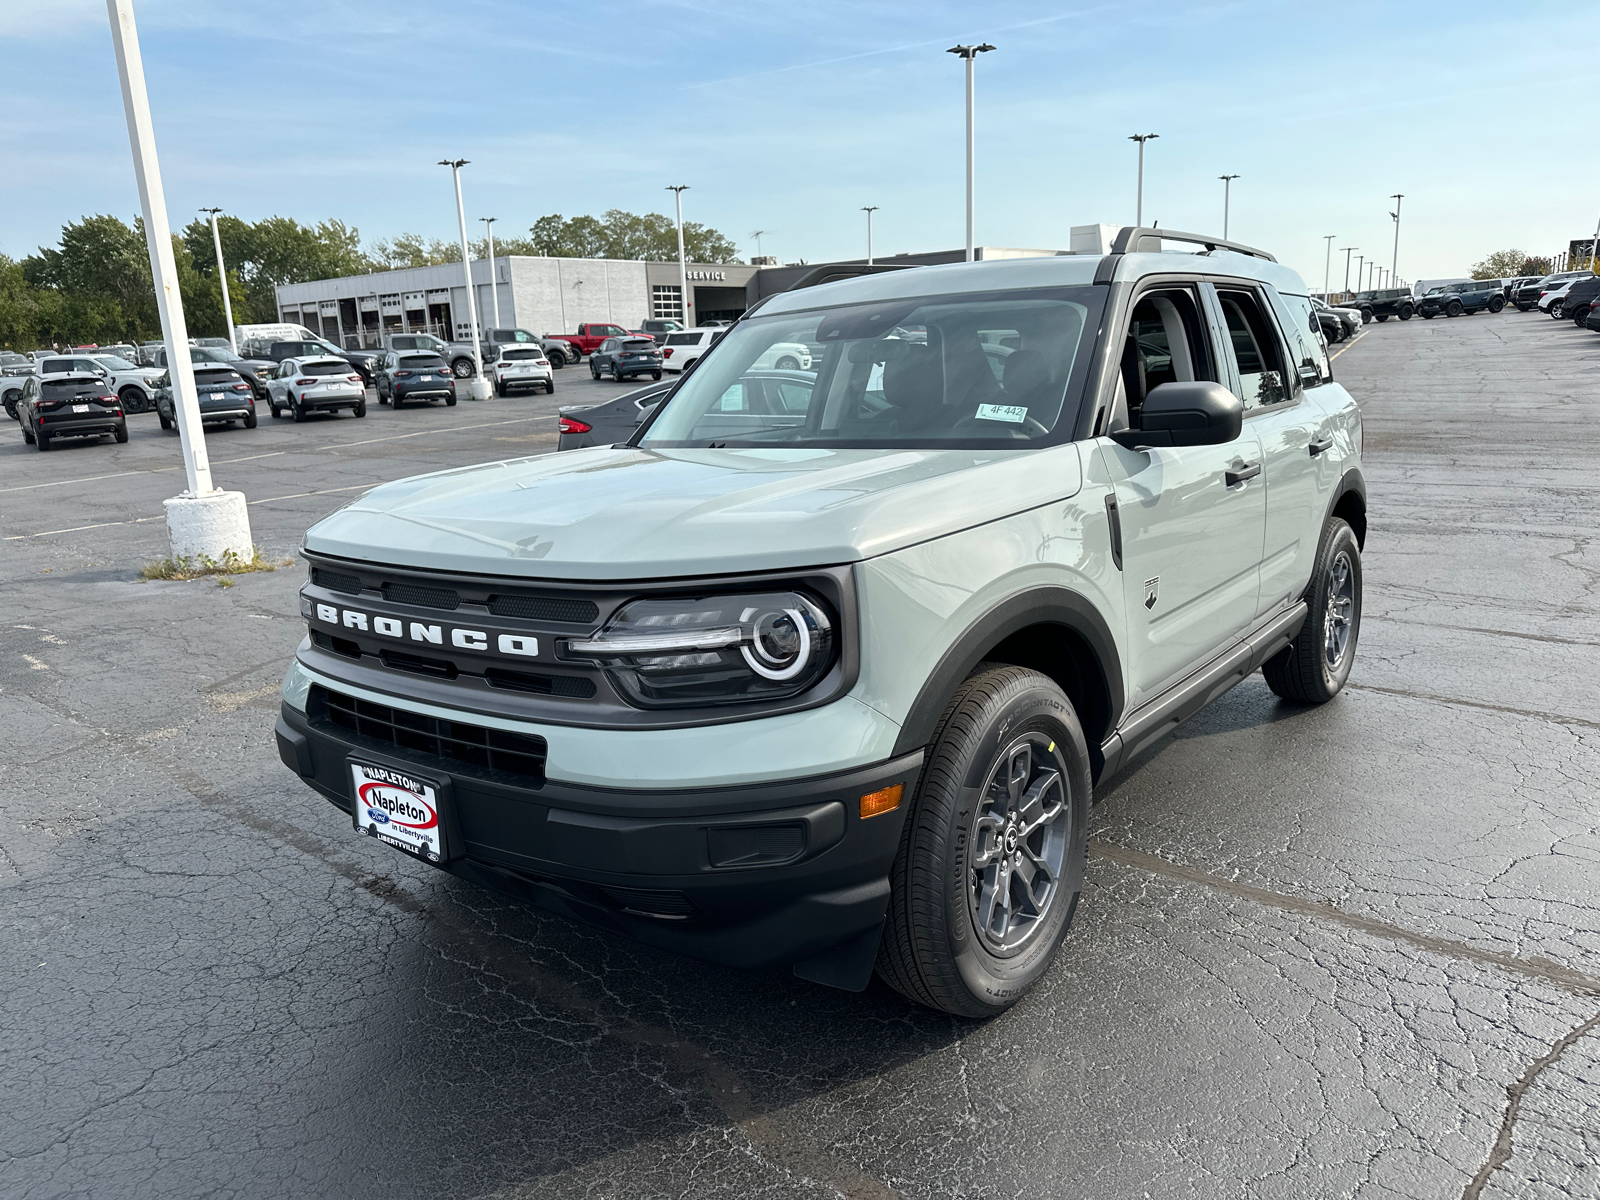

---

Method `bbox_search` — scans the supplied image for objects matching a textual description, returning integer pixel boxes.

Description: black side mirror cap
[1110,380,1243,450]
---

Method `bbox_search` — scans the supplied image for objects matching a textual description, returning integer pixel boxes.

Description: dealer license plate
[350,761,445,862]
[73,403,89,412]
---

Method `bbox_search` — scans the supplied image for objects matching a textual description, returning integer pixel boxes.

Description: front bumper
[276,698,921,976]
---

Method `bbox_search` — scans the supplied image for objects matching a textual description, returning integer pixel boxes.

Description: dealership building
[272,234,1106,350]
[272,257,761,350]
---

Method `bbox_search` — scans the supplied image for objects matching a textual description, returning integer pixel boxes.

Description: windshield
[642,287,1102,449]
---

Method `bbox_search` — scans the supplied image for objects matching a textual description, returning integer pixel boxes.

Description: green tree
[526,210,739,262]
[1471,249,1531,279]
[0,255,47,350]
[1518,255,1554,276]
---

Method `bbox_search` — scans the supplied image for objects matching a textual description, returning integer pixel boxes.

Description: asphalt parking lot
[3,315,1598,1200]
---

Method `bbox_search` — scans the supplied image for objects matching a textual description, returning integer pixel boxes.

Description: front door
[1100,285,1265,706]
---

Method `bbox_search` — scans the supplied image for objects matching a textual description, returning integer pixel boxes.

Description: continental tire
[1263,518,1362,705]
[876,664,1090,1018]
[1399,305,1414,320]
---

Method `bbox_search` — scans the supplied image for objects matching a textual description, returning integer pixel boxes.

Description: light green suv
[276,227,1366,1018]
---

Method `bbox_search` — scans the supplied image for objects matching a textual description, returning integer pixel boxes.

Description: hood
[304,444,1084,580]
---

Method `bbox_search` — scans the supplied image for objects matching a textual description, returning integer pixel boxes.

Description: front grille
[312,567,364,594]
[381,649,458,679]
[485,668,597,698]
[488,594,599,623]
[383,583,460,610]
[311,630,362,659]
[310,685,546,781]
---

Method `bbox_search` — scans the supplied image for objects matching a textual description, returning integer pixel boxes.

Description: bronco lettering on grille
[310,601,539,658]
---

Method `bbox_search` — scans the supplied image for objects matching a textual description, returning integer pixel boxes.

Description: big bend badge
[1143,577,1160,610]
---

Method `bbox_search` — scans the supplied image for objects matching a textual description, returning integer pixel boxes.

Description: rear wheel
[775,356,800,370]
[546,379,556,394]
[23,423,35,445]
[1376,313,1389,322]
[876,665,1090,1018]
[1516,302,1533,312]
[392,394,404,410]
[114,424,128,443]
[1489,295,1505,313]
[293,401,306,423]
[1263,518,1362,705]
[613,365,624,382]
[591,363,601,380]
[1550,302,1565,319]
[495,380,506,397]
[353,398,366,418]
[445,393,457,407]
[651,371,662,381]
[159,410,172,430]
[36,428,51,451]
[244,409,258,429]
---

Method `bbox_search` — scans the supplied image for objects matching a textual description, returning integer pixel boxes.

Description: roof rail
[1107,226,1277,263]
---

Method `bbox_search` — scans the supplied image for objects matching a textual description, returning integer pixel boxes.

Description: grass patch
[139,547,287,582]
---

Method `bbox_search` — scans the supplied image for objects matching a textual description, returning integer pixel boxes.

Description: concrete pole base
[465,378,493,401]
[164,490,254,562]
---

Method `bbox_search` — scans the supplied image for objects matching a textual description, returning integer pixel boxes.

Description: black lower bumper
[276,702,921,985]
[41,416,124,437]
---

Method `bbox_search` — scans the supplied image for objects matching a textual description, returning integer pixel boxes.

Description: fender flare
[889,586,1124,758]
[1326,467,1367,547]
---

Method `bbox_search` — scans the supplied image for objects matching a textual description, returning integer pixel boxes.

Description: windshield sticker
[975,403,1027,424]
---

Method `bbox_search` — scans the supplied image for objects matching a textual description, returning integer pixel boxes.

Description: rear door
[1101,283,1266,705]
[1212,283,1330,618]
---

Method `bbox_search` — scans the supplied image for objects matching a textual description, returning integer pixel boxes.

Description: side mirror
[1111,381,1242,450]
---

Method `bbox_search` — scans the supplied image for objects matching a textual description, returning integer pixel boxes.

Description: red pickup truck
[545,323,632,361]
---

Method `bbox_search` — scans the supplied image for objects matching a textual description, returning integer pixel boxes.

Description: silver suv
[276,227,1367,1017]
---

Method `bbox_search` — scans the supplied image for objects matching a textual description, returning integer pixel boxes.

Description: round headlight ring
[741,607,811,680]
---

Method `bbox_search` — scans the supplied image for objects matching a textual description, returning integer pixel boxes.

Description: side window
[1264,288,1329,388]
[1216,289,1290,410]
[1111,287,1213,429]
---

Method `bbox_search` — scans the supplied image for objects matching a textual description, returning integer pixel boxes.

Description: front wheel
[1376,313,1389,322]
[876,665,1090,1018]
[1398,306,1414,320]
[1263,518,1362,705]
[1422,311,1435,319]
[1516,302,1533,312]
[1361,311,1372,324]
[1447,301,1464,317]
[119,387,149,414]
[775,356,800,370]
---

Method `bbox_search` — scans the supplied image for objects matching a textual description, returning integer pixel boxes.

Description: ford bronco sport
[276,227,1367,1018]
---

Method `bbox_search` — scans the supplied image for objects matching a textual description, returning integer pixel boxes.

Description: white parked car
[82,353,167,413]
[265,356,367,422]
[488,346,555,396]
[1538,279,1579,316]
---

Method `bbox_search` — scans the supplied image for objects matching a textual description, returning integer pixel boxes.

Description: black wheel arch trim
[1326,467,1367,547]
[889,586,1124,760]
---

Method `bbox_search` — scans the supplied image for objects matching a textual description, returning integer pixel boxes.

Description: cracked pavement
[2,317,1597,1198]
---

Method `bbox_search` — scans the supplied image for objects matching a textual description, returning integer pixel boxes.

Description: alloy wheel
[1324,550,1355,670]
[966,733,1072,955]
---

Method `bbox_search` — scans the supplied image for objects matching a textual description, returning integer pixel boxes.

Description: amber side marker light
[859,783,904,819]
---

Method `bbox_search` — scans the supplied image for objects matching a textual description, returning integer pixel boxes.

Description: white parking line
[316,414,554,451]
[0,450,288,494]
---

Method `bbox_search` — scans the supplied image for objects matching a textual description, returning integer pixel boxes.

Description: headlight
[565,591,835,707]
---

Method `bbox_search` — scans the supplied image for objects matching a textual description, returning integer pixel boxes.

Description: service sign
[350,761,444,861]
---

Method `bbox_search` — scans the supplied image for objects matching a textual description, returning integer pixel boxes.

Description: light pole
[107,0,251,561]
[667,185,689,325]
[1354,254,1365,293]
[1341,247,1357,296]
[1129,133,1159,227]
[948,43,995,262]
[439,158,485,393]
[199,207,236,353]
[862,206,878,265]
[479,216,500,330]
[1390,194,1403,280]
[1323,235,1336,301]
[1219,175,1239,239]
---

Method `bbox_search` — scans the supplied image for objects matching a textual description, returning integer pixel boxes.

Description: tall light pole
[1129,133,1159,227]
[440,159,485,390]
[948,43,995,262]
[107,0,251,562]
[1390,194,1404,280]
[1342,247,1357,295]
[199,207,236,353]
[1219,175,1239,239]
[479,216,500,330]
[1323,235,1336,301]
[862,206,878,265]
[667,185,689,325]
[1355,254,1365,293]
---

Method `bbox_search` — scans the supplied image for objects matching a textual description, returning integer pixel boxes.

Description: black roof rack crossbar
[785,262,924,292]
[1107,226,1277,263]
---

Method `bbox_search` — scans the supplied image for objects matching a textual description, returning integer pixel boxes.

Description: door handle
[1225,461,1261,487]
[1308,437,1333,457]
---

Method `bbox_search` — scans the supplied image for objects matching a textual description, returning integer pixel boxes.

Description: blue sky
[0,0,1591,287]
